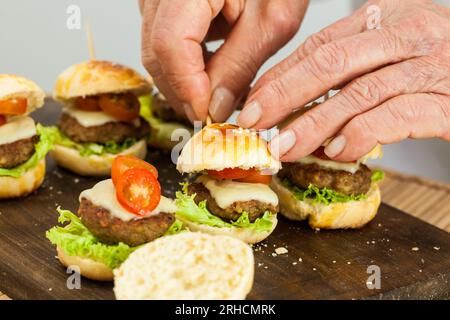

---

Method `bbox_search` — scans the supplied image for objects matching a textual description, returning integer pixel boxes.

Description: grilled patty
[279,162,372,196]
[0,135,38,169]
[152,93,191,125]
[187,183,277,222]
[58,113,150,144]
[78,198,175,247]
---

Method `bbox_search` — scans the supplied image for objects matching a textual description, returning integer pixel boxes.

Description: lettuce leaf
[0,124,54,178]
[47,126,137,157]
[45,208,135,269]
[282,178,367,205]
[371,169,385,182]
[163,219,185,236]
[175,183,274,233]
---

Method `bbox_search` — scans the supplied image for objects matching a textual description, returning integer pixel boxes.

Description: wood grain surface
[0,99,449,300]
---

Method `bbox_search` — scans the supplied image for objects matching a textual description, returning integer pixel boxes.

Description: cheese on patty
[196,175,278,209]
[296,155,360,174]
[63,107,140,127]
[79,179,177,222]
[0,116,36,145]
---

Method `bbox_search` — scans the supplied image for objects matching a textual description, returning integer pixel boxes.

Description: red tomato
[0,115,6,126]
[111,155,158,186]
[75,96,101,111]
[237,170,272,185]
[99,93,140,122]
[115,168,161,216]
[207,168,251,180]
[0,98,27,115]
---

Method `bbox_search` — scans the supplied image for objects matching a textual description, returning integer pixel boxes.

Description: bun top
[0,74,45,114]
[177,123,281,174]
[54,60,152,101]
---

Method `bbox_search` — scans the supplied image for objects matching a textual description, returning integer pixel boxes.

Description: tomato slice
[99,93,140,122]
[116,168,161,216]
[0,98,27,115]
[112,155,158,186]
[0,115,6,126]
[75,96,101,111]
[237,169,272,185]
[207,168,251,180]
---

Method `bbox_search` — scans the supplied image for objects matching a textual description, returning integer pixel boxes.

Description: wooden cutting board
[0,100,449,300]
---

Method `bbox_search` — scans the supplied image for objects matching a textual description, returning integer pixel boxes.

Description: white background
[1,0,449,182]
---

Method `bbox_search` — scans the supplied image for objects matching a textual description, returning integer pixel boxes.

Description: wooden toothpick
[86,22,96,61]
[206,115,212,126]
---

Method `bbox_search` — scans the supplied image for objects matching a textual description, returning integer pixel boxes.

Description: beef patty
[152,93,191,125]
[78,198,175,247]
[279,162,372,196]
[0,135,38,169]
[58,113,150,144]
[187,183,277,222]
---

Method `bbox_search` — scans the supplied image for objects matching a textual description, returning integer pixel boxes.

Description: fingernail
[208,87,235,122]
[237,101,262,128]
[324,135,347,158]
[269,129,296,159]
[183,103,197,123]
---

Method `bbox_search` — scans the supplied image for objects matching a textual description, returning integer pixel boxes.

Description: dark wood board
[0,99,449,300]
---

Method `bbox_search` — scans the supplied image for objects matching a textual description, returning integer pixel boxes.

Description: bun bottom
[178,215,278,244]
[0,160,45,199]
[270,175,381,229]
[56,247,113,282]
[51,139,147,176]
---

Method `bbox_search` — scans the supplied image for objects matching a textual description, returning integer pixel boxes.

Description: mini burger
[139,91,193,150]
[46,155,183,281]
[270,144,384,229]
[50,60,152,176]
[175,123,281,244]
[0,75,53,199]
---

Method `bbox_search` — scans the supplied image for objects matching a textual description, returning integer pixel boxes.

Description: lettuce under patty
[46,208,184,269]
[175,183,274,233]
[0,124,54,178]
[282,170,384,205]
[47,126,137,157]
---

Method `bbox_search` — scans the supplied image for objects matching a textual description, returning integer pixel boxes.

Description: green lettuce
[163,219,185,236]
[0,124,54,178]
[46,126,137,157]
[371,169,385,182]
[175,183,274,233]
[282,179,367,205]
[139,94,193,149]
[46,208,136,269]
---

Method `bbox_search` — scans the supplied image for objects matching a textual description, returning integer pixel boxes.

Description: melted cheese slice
[296,155,360,174]
[79,179,177,222]
[196,175,278,209]
[0,116,36,145]
[63,107,140,127]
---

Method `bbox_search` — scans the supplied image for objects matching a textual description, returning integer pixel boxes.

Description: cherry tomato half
[99,93,140,122]
[237,169,272,185]
[115,168,161,216]
[207,168,251,180]
[75,96,101,111]
[0,98,27,115]
[111,155,158,186]
[0,115,6,126]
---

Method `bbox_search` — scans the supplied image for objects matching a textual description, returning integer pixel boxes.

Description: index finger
[150,0,224,120]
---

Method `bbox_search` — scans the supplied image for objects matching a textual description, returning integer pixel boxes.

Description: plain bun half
[51,139,147,176]
[270,175,381,229]
[54,61,152,101]
[114,232,254,300]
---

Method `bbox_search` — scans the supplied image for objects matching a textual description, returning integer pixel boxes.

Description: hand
[141,0,308,122]
[237,0,450,161]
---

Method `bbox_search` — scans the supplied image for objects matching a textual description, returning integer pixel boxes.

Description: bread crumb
[332,260,336,264]
[271,253,277,257]
[433,247,440,251]
[275,247,288,255]
[298,258,302,262]
[347,261,351,265]
[292,262,297,265]
[312,268,317,271]
[412,247,419,251]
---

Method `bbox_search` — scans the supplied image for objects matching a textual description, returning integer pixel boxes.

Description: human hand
[141,0,308,122]
[237,0,450,161]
